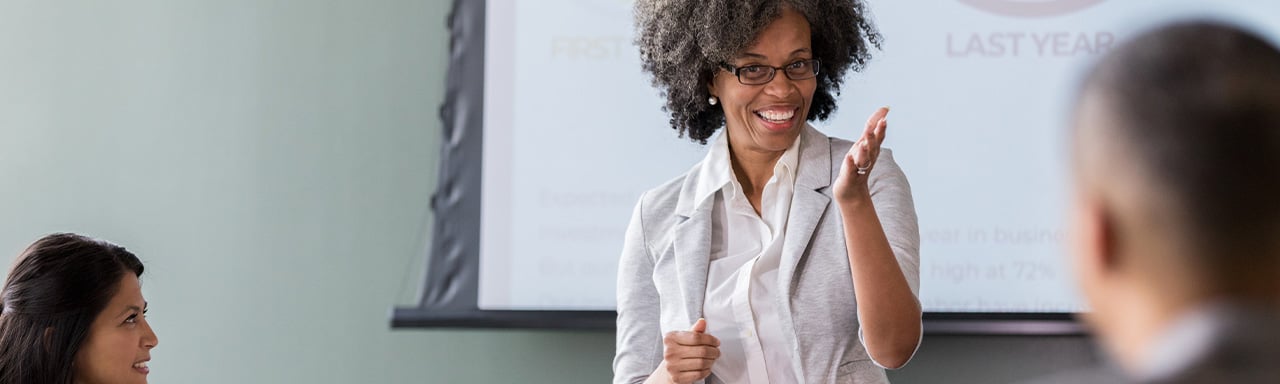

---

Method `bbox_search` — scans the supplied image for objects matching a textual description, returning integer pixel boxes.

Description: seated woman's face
[74,273,157,384]
[711,7,816,154]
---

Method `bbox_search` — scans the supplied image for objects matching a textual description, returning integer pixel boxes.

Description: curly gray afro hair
[634,0,881,144]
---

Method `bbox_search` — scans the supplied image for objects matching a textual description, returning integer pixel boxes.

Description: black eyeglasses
[719,59,821,85]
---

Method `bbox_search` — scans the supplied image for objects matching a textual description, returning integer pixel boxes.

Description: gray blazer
[614,125,921,384]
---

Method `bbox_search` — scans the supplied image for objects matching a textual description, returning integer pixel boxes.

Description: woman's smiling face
[710,6,816,155]
[73,273,157,384]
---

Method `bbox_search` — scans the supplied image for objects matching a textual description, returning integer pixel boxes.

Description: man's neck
[1102,287,1201,375]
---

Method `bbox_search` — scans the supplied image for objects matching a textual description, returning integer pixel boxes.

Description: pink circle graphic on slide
[958,0,1106,18]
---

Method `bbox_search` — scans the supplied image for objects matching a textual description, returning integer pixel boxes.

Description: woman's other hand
[649,318,720,384]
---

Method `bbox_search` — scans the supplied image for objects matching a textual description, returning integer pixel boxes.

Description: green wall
[0,1,1095,383]
[0,1,615,382]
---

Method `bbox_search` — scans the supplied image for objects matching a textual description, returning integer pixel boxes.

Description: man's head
[1070,20,1280,369]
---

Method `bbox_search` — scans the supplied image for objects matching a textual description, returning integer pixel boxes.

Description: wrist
[647,362,673,384]
[837,194,874,212]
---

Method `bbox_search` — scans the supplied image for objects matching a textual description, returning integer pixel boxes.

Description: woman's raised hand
[834,107,889,205]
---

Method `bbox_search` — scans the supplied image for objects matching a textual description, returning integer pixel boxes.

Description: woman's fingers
[661,332,718,384]
[664,330,720,347]
[666,347,720,366]
[875,115,888,145]
[668,352,717,372]
[686,345,721,359]
[862,106,889,140]
[853,136,873,172]
[869,120,883,168]
[853,117,886,172]
[851,108,889,173]
[662,329,721,383]
[843,152,858,174]
[689,318,706,333]
[835,109,888,202]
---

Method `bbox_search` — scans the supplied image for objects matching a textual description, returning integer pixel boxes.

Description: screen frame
[390,0,1086,336]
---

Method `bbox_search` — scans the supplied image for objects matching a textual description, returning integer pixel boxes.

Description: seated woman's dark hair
[634,0,882,143]
[0,233,144,384]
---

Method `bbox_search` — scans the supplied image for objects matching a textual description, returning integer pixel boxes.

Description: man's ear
[1077,196,1121,276]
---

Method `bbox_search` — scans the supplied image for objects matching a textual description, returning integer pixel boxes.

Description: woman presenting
[615,1,921,383]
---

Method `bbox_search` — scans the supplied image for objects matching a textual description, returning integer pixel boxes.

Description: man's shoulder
[1154,321,1280,384]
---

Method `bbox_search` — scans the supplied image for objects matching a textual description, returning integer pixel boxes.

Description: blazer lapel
[779,125,833,298]
[673,165,714,326]
[776,125,833,380]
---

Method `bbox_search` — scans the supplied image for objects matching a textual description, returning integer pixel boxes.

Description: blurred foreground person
[1060,20,1280,384]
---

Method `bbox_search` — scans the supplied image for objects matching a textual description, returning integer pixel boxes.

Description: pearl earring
[708,96,718,105]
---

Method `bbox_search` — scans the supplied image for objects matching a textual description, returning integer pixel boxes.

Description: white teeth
[133,362,148,369]
[756,109,795,122]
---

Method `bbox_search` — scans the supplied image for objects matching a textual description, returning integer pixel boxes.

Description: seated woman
[0,233,158,384]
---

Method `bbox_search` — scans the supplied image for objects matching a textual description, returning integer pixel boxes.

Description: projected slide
[478,0,1280,312]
